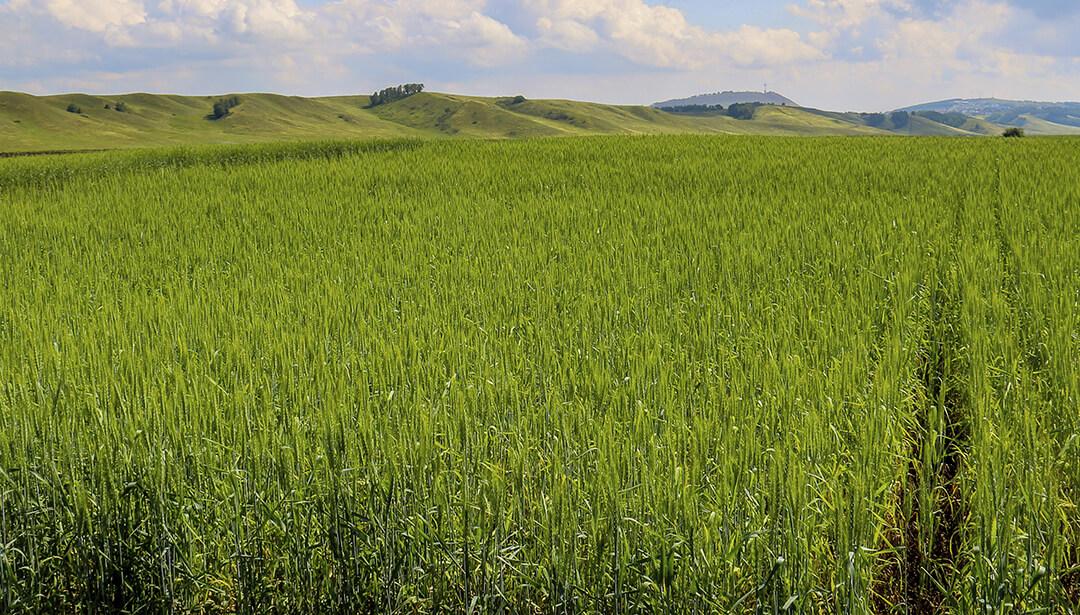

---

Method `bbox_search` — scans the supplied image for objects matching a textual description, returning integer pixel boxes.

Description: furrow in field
[874,191,975,615]
[875,270,971,614]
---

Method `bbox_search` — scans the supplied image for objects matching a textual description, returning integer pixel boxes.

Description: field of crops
[0,136,1077,613]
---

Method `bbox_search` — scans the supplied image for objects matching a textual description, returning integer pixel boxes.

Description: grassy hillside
[1,90,1049,153]
[1014,115,1080,136]
[1,91,895,152]
[0,91,420,152]
[902,98,1080,134]
[956,116,1006,136]
[745,105,885,135]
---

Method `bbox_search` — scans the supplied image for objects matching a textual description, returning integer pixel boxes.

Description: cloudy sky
[2,0,1079,110]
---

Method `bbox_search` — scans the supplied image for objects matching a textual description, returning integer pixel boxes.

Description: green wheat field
[0,136,1077,613]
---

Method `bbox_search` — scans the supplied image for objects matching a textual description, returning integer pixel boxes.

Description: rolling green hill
[0,91,421,153]
[897,98,1080,135]
[0,90,1036,153]
[1010,115,1080,136]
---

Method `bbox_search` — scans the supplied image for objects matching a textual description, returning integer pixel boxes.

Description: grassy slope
[747,105,886,135]
[1015,115,1080,135]
[0,92,421,152]
[1,90,1027,152]
[898,115,978,136]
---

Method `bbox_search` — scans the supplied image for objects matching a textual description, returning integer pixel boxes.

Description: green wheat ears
[0,136,1076,613]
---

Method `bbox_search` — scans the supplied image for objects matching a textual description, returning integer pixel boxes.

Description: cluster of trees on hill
[861,113,886,127]
[495,95,528,108]
[855,111,910,130]
[656,104,724,113]
[210,96,241,120]
[914,110,968,128]
[726,102,757,120]
[368,84,424,107]
[657,101,761,120]
[68,101,130,115]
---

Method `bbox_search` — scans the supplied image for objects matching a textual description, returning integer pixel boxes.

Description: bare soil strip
[874,271,970,614]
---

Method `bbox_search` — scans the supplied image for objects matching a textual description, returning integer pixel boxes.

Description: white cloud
[536,17,600,53]
[779,0,1075,107]
[444,11,529,65]
[712,25,826,67]
[44,0,147,32]
[524,0,824,68]
[876,1,1011,61]
[991,51,1055,79]
[150,0,312,42]
[319,0,526,63]
[788,0,910,31]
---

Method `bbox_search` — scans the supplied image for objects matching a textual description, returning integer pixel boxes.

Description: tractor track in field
[874,281,970,614]
[874,201,972,614]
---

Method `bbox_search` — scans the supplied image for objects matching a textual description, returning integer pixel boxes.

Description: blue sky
[2,0,1079,111]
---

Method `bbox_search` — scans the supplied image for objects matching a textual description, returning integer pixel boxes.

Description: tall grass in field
[956,154,1080,612]
[0,136,1076,613]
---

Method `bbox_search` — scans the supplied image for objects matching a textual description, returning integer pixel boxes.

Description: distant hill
[897,98,1080,134]
[8,90,1079,154]
[652,91,797,109]
[0,90,886,153]
[897,97,1080,115]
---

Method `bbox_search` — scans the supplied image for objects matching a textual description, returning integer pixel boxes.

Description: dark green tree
[658,104,723,113]
[368,83,425,108]
[209,96,241,120]
[726,102,757,120]
[864,113,886,128]
[1002,127,1025,137]
[890,111,909,129]
[66,103,82,114]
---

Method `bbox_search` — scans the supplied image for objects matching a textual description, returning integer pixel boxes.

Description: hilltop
[4,89,1076,154]
[652,90,797,108]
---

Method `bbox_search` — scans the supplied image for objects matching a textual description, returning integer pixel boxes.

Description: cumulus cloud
[522,0,823,68]
[781,0,1078,107]
[788,0,910,32]
[2,0,821,74]
[536,17,600,52]
[317,0,527,62]
[442,11,529,65]
[1,0,525,60]
[787,0,1064,72]
[130,0,314,45]
[876,1,1011,63]
[43,0,147,32]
